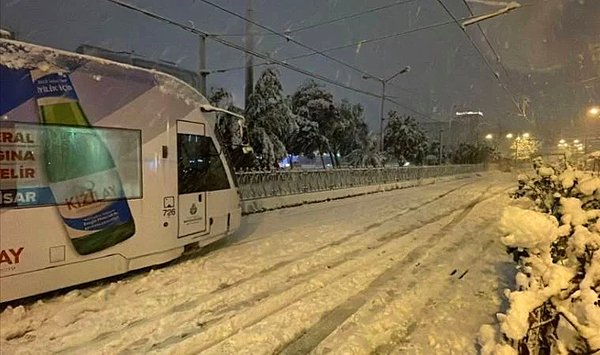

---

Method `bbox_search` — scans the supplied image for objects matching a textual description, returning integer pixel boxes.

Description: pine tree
[245,68,297,168]
[450,143,497,164]
[332,99,368,166]
[346,133,385,168]
[383,112,428,166]
[291,80,337,166]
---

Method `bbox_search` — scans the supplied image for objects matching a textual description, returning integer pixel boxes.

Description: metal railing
[235,164,484,200]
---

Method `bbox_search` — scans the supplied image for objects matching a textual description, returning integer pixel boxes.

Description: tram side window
[0,123,142,208]
[177,134,230,194]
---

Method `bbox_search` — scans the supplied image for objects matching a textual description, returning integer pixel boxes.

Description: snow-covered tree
[383,112,428,166]
[510,136,540,161]
[481,158,600,354]
[287,117,325,158]
[346,132,385,168]
[245,68,297,168]
[332,99,368,165]
[291,80,337,166]
[424,140,449,165]
[450,143,496,164]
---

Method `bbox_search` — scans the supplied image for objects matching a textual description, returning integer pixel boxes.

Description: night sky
[1,0,599,143]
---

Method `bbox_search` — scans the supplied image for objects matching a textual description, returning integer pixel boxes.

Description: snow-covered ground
[1,171,518,354]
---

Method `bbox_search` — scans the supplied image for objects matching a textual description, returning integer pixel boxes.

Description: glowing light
[559,139,565,144]
[456,111,483,116]
[574,139,580,144]
[589,106,600,115]
[485,134,493,140]
[522,133,530,138]
[506,133,514,139]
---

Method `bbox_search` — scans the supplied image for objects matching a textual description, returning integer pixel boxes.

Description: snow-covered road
[1,172,518,355]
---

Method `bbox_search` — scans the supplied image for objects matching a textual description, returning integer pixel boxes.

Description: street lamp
[485,133,493,140]
[589,106,599,116]
[506,132,534,163]
[363,65,411,152]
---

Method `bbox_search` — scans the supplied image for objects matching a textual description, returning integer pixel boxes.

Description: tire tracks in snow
[164,187,508,354]
[275,189,497,355]
[42,182,499,354]
[308,192,511,354]
[52,181,483,353]
[109,188,495,354]
[223,180,476,249]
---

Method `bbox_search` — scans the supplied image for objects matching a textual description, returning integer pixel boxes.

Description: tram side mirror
[238,119,253,154]
[199,104,253,154]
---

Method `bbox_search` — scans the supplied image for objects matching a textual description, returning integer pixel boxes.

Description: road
[0,171,517,355]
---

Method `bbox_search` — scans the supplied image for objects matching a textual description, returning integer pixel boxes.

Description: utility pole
[198,35,207,96]
[379,81,386,152]
[438,129,444,164]
[244,0,255,108]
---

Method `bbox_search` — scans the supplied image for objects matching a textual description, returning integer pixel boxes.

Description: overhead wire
[460,0,513,82]
[459,0,527,122]
[207,17,468,106]
[104,0,442,122]
[198,0,395,80]
[211,0,419,37]
[210,19,457,74]
[105,0,378,99]
[433,0,525,118]
[198,0,446,121]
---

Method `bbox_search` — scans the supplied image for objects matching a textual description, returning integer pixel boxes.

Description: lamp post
[363,65,411,152]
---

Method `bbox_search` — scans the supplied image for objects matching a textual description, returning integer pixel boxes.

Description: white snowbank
[500,207,559,249]
[560,197,589,226]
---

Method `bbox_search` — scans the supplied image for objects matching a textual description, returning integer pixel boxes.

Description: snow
[568,226,600,258]
[578,177,600,196]
[560,197,589,226]
[1,172,518,354]
[488,161,600,352]
[479,324,517,355]
[0,40,65,73]
[0,38,209,104]
[499,261,576,341]
[560,168,576,189]
[538,166,553,177]
[499,206,559,249]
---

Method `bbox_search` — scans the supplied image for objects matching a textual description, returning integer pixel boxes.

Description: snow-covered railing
[235,164,483,200]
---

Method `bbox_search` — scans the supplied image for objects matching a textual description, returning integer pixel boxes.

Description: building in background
[76,44,202,92]
[420,114,482,150]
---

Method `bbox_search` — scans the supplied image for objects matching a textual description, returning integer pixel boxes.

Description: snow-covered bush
[481,158,600,354]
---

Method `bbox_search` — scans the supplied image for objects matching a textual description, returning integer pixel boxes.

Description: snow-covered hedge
[480,157,600,354]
